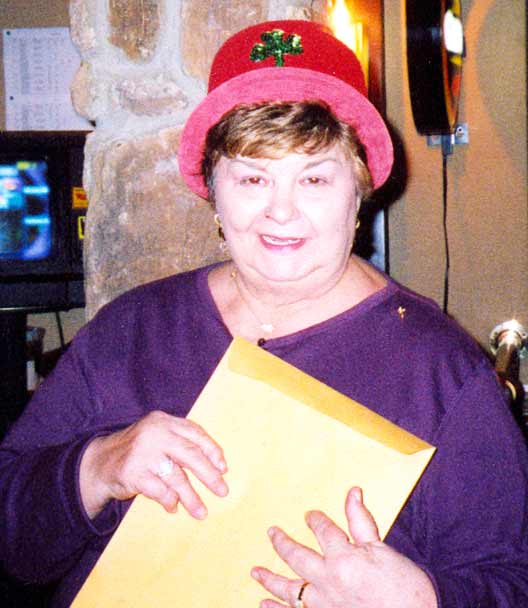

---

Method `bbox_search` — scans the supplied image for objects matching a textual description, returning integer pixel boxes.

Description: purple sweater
[1,265,528,607]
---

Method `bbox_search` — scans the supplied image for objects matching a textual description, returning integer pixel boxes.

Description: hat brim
[178,67,393,199]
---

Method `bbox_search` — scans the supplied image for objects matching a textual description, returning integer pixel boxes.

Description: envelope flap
[228,338,432,455]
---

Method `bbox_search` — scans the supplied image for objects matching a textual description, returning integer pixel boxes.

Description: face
[213,143,360,290]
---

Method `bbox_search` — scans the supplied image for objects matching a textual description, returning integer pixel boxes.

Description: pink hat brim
[178,67,393,199]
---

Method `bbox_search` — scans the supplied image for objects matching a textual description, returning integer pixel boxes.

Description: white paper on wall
[2,27,92,131]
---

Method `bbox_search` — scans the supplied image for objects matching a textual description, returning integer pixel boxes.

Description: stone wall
[69,0,328,317]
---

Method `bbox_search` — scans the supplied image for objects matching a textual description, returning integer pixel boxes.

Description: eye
[240,175,267,186]
[301,175,328,186]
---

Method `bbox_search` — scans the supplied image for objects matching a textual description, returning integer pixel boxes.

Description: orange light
[328,0,369,87]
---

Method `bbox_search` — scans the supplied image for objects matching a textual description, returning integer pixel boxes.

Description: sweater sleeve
[0,329,123,585]
[409,363,528,606]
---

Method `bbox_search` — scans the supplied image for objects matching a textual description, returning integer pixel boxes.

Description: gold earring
[356,219,361,230]
[214,213,225,240]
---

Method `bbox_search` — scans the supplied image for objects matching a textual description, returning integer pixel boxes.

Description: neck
[225,256,383,342]
[231,268,277,336]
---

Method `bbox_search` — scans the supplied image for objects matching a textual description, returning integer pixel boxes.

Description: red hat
[178,20,393,199]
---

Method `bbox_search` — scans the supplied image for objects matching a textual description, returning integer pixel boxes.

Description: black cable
[54,311,66,352]
[441,136,452,314]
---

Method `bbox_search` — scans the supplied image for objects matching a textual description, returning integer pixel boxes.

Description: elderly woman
[0,19,527,608]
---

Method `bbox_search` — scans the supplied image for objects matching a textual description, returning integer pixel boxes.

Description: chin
[253,261,322,285]
[232,246,344,286]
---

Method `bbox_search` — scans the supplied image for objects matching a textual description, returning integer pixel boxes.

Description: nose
[264,181,299,224]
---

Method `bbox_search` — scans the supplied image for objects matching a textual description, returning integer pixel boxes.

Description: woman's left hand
[251,487,437,608]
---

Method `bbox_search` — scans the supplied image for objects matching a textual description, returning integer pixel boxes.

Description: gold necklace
[230,268,275,335]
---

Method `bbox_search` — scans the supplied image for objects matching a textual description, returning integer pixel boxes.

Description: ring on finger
[157,457,174,478]
[293,581,310,608]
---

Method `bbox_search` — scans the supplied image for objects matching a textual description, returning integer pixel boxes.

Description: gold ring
[293,581,310,608]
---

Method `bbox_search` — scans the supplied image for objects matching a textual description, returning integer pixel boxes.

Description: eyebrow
[229,156,341,171]
[302,157,340,170]
[229,158,268,170]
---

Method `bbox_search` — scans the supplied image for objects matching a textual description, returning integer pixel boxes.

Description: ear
[356,194,362,214]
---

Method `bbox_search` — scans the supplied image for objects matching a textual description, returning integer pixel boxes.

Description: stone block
[116,76,190,116]
[268,0,328,22]
[108,0,162,61]
[71,61,107,122]
[69,0,97,53]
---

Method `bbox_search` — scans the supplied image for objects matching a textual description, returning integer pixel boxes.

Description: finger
[162,465,208,519]
[138,474,180,513]
[165,436,229,498]
[260,600,288,608]
[266,527,323,582]
[345,486,380,544]
[305,509,350,555]
[169,418,228,473]
[251,567,305,607]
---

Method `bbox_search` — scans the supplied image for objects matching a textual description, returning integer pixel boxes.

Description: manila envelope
[73,337,435,607]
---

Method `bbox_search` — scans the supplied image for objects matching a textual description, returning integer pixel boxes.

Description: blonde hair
[201,101,373,203]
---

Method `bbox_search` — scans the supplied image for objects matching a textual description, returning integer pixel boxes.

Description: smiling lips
[261,234,305,250]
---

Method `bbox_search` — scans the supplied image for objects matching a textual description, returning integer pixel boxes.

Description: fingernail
[217,480,229,496]
[267,527,276,538]
[250,568,260,580]
[195,506,207,519]
[352,487,363,503]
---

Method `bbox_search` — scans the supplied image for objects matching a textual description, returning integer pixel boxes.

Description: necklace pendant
[260,323,274,334]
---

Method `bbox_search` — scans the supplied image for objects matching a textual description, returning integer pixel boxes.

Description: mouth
[261,234,304,247]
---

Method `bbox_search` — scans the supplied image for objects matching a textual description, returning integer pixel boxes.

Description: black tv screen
[0,132,88,312]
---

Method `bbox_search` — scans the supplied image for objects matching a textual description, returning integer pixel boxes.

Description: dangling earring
[355,219,361,230]
[214,213,228,253]
[214,213,225,240]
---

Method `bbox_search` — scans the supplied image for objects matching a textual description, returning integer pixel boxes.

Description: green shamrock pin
[249,29,303,67]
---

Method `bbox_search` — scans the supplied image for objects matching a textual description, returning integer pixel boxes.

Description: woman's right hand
[79,410,228,520]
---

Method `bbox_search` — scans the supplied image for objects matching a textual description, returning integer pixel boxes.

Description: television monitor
[0,159,52,262]
[0,131,88,312]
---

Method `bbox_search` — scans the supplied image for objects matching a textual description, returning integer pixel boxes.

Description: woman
[0,19,527,608]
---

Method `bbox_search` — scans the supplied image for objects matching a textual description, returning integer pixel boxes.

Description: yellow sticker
[72,186,88,209]
[78,215,86,240]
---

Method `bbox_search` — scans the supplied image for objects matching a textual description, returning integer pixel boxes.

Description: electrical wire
[441,138,452,314]
[54,311,66,352]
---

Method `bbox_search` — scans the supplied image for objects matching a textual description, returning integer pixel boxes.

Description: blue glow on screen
[0,160,52,261]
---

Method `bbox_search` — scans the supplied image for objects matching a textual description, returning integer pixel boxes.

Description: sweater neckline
[196,262,399,346]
